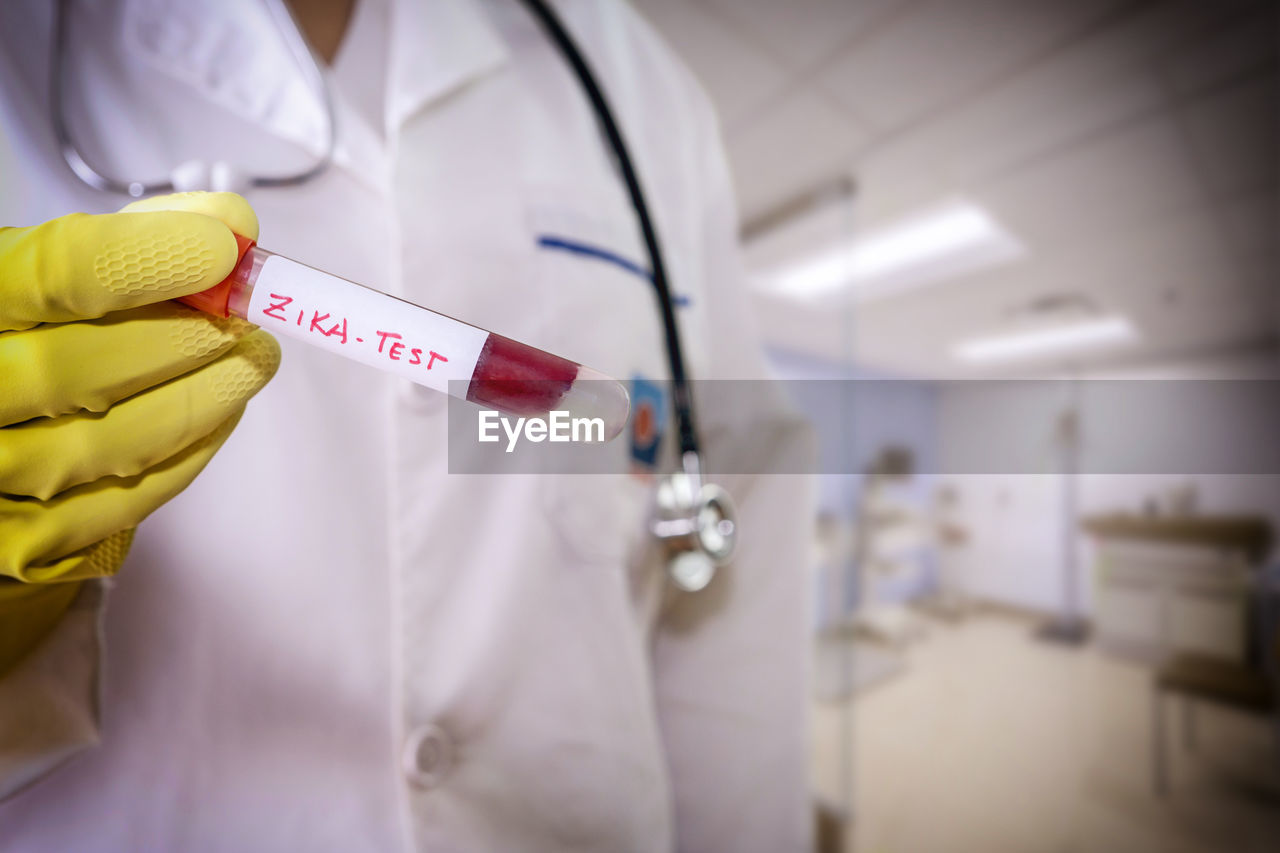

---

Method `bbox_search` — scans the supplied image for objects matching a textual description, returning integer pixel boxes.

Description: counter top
[1082,514,1273,564]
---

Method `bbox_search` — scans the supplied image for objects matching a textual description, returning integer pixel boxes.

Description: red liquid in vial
[466,333,578,415]
[180,239,630,439]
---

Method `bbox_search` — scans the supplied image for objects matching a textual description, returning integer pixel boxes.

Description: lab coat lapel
[386,0,509,135]
[329,81,394,194]
[123,0,509,188]
[122,0,329,158]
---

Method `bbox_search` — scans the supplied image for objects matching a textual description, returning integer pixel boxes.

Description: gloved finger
[120,191,259,242]
[0,209,243,331]
[0,411,243,583]
[18,530,134,587]
[0,331,279,500]
[0,301,254,427]
[0,530,133,674]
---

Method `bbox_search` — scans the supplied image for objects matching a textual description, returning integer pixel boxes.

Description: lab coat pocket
[526,187,714,396]
[542,473,652,572]
[524,187,671,383]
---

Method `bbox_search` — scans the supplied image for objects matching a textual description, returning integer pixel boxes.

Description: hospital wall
[936,346,1280,614]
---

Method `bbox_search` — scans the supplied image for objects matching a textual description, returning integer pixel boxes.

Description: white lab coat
[0,1,813,850]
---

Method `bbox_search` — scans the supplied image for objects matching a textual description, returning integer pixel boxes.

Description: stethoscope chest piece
[651,454,737,592]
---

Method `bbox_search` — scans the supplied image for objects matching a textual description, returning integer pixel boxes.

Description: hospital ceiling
[633,0,1278,377]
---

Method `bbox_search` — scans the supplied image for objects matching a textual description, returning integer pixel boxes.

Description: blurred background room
[632,1,1280,851]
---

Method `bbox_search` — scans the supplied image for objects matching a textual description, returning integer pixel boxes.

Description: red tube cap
[177,233,256,318]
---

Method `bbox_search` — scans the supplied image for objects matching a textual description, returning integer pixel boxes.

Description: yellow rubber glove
[0,192,280,674]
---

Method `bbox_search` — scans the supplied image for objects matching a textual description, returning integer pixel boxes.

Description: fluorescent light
[754,200,1025,303]
[954,317,1139,363]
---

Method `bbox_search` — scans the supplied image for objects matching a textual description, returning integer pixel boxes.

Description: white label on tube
[246,255,489,395]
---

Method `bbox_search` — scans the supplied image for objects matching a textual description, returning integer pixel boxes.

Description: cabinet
[1085,516,1271,663]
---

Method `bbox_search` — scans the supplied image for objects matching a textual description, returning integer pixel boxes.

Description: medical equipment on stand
[852,447,928,647]
[921,484,972,621]
[50,0,736,590]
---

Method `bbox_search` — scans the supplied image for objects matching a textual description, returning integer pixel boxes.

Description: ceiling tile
[629,0,790,126]
[725,91,872,223]
[849,36,1167,220]
[1159,2,1278,97]
[638,0,1276,373]
[816,0,1127,133]
[1116,271,1276,358]
[699,0,908,73]
[855,202,1258,370]
[1216,192,1278,262]
[979,115,1206,252]
[756,195,1249,375]
[1176,73,1278,200]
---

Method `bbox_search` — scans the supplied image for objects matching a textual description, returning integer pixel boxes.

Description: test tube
[179,236,630,440]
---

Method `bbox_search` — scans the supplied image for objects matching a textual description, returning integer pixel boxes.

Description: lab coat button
[403,723,455,789]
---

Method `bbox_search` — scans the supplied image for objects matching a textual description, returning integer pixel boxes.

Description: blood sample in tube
[179,237,630,439]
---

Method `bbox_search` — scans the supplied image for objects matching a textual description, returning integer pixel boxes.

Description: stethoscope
[50,0,737,592]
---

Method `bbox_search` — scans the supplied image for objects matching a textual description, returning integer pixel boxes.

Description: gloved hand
[0,192,280,674]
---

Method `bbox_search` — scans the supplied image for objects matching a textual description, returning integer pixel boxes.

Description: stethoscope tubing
[514,0,700,465]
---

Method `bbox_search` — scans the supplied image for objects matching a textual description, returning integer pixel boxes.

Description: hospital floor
[810,610,1280,853]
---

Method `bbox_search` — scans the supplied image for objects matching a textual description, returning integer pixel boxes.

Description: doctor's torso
[0,0,725,849]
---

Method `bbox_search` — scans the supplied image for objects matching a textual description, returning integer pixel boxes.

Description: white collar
[386,0,508,135]
[122,0,509,161]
